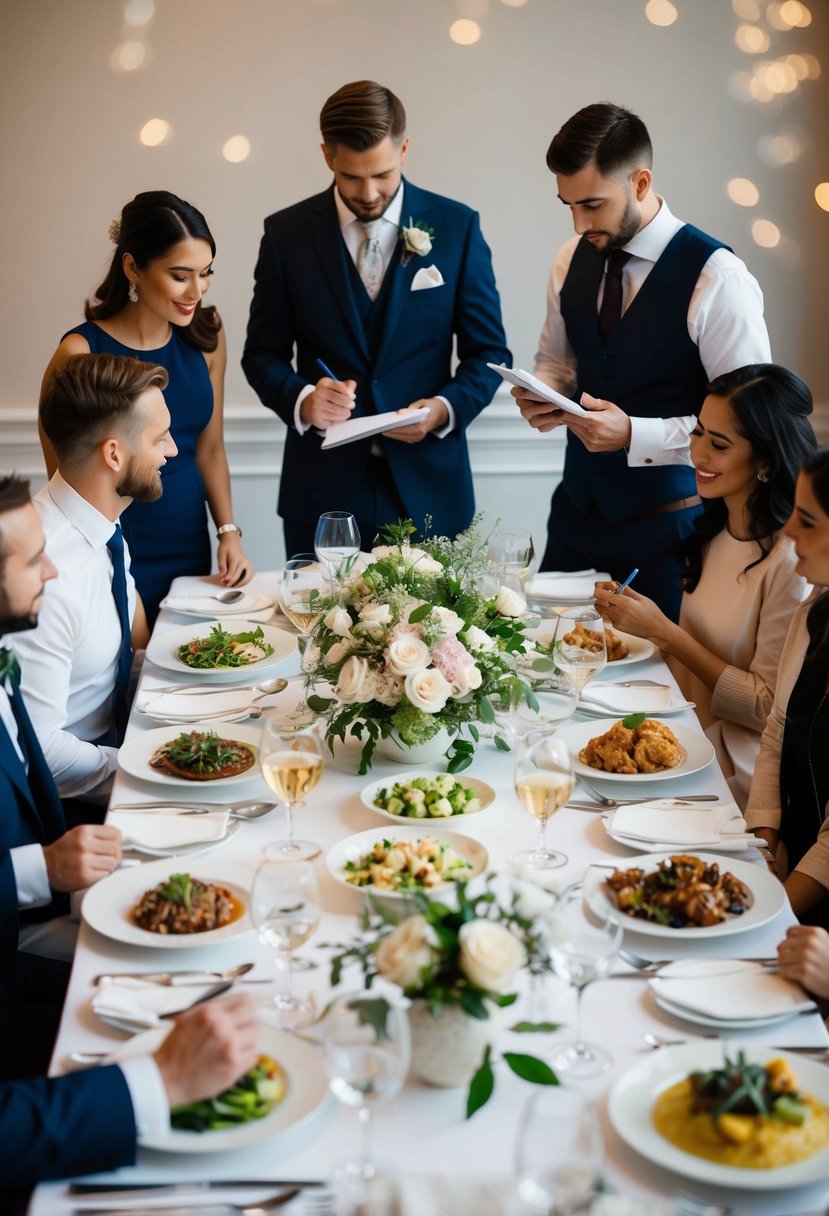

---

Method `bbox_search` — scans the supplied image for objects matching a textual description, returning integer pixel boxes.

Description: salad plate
[360,771,495,822]
[146,619,296,681]
[326,825,488,898]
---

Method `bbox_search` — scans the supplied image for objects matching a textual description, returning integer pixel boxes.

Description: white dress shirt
[533,198,771,466]
[294,185,454,437]
[6,473,136,797]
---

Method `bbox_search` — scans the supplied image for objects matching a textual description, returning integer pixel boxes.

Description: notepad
[321,408,431,449]
[487,363,589,417]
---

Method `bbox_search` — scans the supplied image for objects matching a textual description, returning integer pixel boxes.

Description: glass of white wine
[512,728,574,870]
[259,722,324,860]
[279,553,327,657]
[514,1086,604,1214]
[250,857,320,1030]
[552,607,607,699]
[314,511,361,602]
[547,884,623,1077]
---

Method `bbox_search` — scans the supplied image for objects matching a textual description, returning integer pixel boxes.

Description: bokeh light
[644,0,678,27]
[123,0,154,24]
[752,218,782,247]
[815,183,829,212]
[780,1,812,26]
[757,131,803,165]
[139,118,171,147]
[449,18,482,44]
[735,24,770,52]
[732,0,761,17]
[110,39,147,72]
[728,70,755,102]
[727,178,760,206]
[222,135,251,163]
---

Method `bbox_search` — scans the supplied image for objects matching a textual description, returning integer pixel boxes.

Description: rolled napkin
[136,687,253,721]
[524,570,612,600]
[648,958,815,1021]
[108,807,230,850]
[579,682,675,713]
[160,591,274,617]
[92,976,223,1030]
[607,801,760,847]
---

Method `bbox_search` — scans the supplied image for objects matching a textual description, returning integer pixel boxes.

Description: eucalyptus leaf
[510,1021,561,1034]
[466,1048,494,1119]
[503,1052,559,1086]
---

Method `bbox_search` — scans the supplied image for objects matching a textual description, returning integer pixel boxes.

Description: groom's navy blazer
[243,179,510,537]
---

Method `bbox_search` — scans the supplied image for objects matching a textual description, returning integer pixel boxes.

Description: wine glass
[547,884,622,1077]
[552,607,607,700]
[314,511,361,601]
[497,669,578,742]
[512,728,574,870]
[514,1087,604,1214]
[322,991,411,1190]
[280,553,327,657]
[250,857,320,1030]
[488,528,535,595]
[259,722,324,860]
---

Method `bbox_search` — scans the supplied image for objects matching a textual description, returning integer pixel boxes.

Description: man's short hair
[320,80,406,152]
[0,474,32,579]
[546,102,653,178]
[40,354,169,467]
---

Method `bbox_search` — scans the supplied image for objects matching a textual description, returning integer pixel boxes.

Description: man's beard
[0,586,40,636]
[341,193,395,224]
[116,457,163,502]
[603,195,641,254]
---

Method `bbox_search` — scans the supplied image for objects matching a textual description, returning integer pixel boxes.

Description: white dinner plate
[608,1041,829,1189]
[360,772,496,822]
[117,722,264,789]
[646,958,816,1029]
[326,825,488,898]
[557,718,715,784]
[578,690,694,718]
[146,619,296,681]
[651,991,816,1032]
[105,1023,328,1152]
[583,851,786,940]
[525,623,655,668]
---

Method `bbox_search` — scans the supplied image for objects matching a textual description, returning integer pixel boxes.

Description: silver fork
[72,1191,301,1216]
[575,773,718,807]
[620,946,779,971]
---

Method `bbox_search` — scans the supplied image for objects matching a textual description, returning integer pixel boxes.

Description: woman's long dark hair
[801,449,829,661]
[682,364,816,592]
[85,191,220,353]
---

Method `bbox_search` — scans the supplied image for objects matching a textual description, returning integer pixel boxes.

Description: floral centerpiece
[304,520,539,774]
[330,878,559,1113]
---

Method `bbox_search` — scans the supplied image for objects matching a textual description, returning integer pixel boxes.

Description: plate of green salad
[146,619,297,681]
[360,771,495,822]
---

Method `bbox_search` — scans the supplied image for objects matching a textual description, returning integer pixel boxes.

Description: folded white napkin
[649,959,814,1021]
[137,687,253,721]
[608,801,745,846]
[92,976,220,1029]
[580,682,674,713]
[410,265,444,291]
[525,571,612,600]
[160,591,274,617]
[108,808,230,850]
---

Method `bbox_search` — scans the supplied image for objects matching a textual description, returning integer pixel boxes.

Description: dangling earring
[128,282,139,304]
[757,469,769,483]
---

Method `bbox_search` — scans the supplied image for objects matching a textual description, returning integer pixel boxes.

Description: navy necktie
[2,666,66,842]
[598,249,631,342]
[106,526,133,745]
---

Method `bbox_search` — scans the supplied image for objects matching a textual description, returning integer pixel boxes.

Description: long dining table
[31,573,829,1216]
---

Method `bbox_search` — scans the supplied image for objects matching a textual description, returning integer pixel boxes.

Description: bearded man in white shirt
[7,353,177,801]
[514,102,771,619]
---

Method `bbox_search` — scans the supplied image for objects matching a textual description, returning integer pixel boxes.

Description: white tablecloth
[32,573,829,1216]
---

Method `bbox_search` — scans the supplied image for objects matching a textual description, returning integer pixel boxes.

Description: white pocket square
[410,265,444,291]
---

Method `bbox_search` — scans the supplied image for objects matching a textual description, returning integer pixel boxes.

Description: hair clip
[107,218,122,244]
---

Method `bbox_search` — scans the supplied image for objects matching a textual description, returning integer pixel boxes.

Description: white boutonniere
[400,217,435,267]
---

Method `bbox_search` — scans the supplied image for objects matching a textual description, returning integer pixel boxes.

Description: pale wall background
[2,0,827,571]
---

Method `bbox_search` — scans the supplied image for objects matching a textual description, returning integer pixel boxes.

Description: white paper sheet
[486,363,589,417]
[321,407,430,449]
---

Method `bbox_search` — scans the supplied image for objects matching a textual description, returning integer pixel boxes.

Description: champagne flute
[552,607,607,699]
[322,991,411,1189]
[488,528,535,595]
[314,511,361,601]
[514,1087,604,1214]
[279,553,327,657]
[250,857,320,1030]
[259,722,324,860]
[547,884,622,1077]
[512,728,574,870]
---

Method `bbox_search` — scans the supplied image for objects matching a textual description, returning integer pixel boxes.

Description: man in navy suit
[0,475,260,1195]
[243,79,510,555]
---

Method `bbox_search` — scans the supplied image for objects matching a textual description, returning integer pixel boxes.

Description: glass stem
[280,948,293,1002]
[284,802,295,844]
[358,1102,373,1176]
[574,982,586,1050]
[538,816,548,856]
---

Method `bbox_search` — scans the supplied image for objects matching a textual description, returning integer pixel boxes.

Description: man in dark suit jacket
[0,475,260,1195]
[243,79,510,555]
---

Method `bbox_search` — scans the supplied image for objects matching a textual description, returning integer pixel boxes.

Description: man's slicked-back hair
[0,474,32,578]
[320,80,406,152]
[40,353,169,467]
[546,102,653,178]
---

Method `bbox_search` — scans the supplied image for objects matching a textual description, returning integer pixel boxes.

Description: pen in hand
[613,567,638,595]
[316,358,339,382]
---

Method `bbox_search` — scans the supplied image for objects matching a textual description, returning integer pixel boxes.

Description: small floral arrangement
[304,519,537,773]
[400,217,434,266]
[330,878,559,1115]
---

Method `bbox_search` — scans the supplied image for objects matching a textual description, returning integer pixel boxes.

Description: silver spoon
[143,677,290,699]
[213,589,245,603]
[92,961,257,986]
[109,799,278,820]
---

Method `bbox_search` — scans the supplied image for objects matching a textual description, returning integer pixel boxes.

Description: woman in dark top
[40,191,252,623]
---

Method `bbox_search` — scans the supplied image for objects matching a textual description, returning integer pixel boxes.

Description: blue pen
[613,567,638,595]
[316,358,339,381]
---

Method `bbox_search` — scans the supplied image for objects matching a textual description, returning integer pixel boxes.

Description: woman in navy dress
[40,191,253,624]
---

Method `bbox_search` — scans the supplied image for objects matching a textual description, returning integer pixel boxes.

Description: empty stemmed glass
[259,721,324,860]
[547,883,622,1077]
[250,857,320,1030]
[488,528,535,596]
[515,1086,604,1214]
[322,992,411,1190]
[279,553,327,658]
[512,728,574,870]
[552,607,607,701]
[314,511,360,601]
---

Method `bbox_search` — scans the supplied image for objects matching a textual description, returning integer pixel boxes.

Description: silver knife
[70,1181,324,1195]
[71,1197,298,1216]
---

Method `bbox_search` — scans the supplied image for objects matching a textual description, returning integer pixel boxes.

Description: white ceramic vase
[376,726,454,765]
[407,999,502,1088]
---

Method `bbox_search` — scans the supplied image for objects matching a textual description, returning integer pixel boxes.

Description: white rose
[462,625,495,653]
[375,914,439,990]
[409,554,443,575]
[494,586,526,617]
[458,921,526,993]
[324,606,353,637]
[404,227,432,256]
[432,606,464,635]
[370,545,394,560]
[327,639,352,665]
[335,655,372,704]
[404,667,452,714]
[386,635,430,676]
[360,603,392,626]
[512,878,557,922]
[452,662,483,697]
